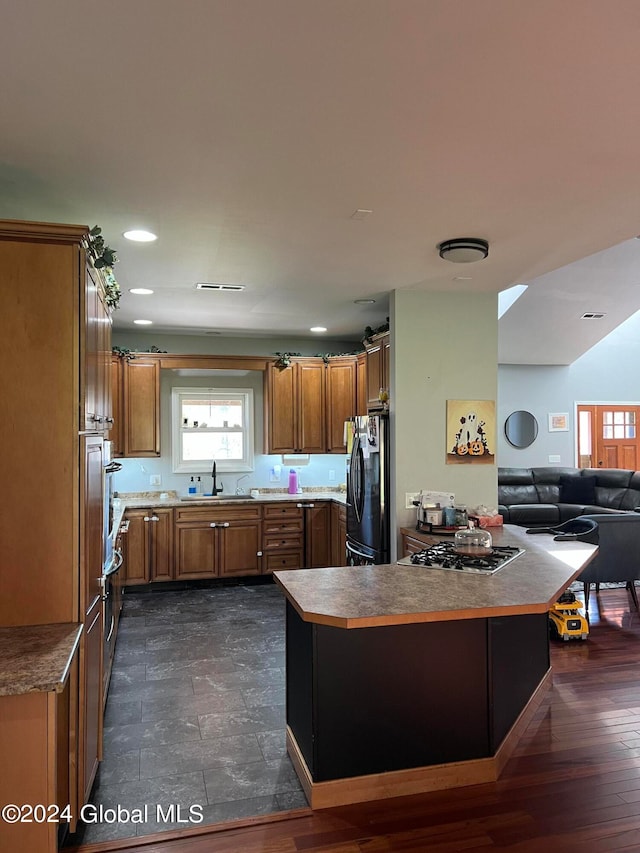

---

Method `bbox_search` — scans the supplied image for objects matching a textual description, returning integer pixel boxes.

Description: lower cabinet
[331,502,348,566]
[0,646,79,852]
[304,502,331,568]
[174,505,262,579]
[122,508,174,584]
[262,501,332,572]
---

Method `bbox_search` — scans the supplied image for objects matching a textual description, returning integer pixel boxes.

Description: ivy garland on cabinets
[87,225,121,310]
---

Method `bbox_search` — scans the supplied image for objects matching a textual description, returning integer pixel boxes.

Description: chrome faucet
[235,474,250,494]
[210,460,224,495]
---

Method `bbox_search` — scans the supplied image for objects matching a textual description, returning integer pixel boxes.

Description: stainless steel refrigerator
[345,414,390,564]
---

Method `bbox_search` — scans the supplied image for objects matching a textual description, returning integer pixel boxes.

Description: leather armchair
[576,514,640,611]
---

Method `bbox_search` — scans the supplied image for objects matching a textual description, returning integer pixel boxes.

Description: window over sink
[171,387,254,473]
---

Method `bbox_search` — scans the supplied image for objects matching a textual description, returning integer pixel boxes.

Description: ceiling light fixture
[354,298,376,304]
[310,326,327,333]
[196,282,245,291]
[133,319,153,325]
[129,288,154,295]
[438,237,489,263]
[123,230,157,242]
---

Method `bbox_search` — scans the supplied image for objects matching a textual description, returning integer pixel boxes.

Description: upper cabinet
[267,359,327,454]
[83,263,112,433]
[364,332,390,412]
[111,356,161,457]
[267,356,360,454]
[325,357,357,453]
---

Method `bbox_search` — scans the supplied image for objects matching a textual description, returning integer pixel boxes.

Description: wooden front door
[577,405,640,470]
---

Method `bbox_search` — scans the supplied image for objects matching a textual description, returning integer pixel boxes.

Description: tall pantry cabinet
[0,220,110,814]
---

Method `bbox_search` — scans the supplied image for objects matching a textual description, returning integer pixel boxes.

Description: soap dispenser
[188,476,197,496]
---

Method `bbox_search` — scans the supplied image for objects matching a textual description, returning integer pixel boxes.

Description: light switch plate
[548,455,561,464]
[149,474,161,486]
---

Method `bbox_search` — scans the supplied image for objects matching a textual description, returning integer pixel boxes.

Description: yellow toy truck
[549,590,589,641]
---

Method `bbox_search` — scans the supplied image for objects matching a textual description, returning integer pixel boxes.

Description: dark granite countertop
[274,525,598,628]
[0,623,82,696]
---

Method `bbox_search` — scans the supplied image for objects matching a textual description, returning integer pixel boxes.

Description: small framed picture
[548,413,569,432]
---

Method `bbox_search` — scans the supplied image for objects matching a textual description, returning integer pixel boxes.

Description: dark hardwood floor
[69,584,640,853]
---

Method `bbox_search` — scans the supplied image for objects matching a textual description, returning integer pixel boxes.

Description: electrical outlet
[269,466,281,482]
[328,469,335,481]
[405,492,419,509]
[150,474,161,486]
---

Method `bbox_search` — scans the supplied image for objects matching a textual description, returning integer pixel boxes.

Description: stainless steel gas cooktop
[397,542,525,575]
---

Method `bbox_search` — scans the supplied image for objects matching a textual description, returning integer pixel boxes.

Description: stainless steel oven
[102,440,122,575]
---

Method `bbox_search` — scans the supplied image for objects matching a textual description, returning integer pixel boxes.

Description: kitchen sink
[180,494,255,501]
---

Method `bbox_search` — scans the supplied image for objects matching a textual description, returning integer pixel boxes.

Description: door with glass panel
[577,405,640,470]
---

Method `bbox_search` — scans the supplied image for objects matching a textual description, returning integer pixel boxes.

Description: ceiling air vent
[195,282,245,292]
[580,312,606,320]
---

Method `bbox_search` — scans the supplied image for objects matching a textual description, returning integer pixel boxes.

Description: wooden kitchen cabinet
[122,508,174,584]
[83,262,112,433]
[262,501,331,572]
[267,359,326,453]
[325,357,357,452]
[365,331,390,412]
[262,503,304,573]
[304,501,331,568]
[356,352,368,416]
[174,505,262,579]
[110,354,124,455]
[331,502,348,566]
[0,632,80,852]
[123,357,161,456]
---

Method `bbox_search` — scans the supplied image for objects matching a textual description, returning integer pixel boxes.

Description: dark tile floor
[65,580,307,846]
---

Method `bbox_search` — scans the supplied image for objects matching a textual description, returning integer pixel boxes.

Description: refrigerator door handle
[351,434,365,524]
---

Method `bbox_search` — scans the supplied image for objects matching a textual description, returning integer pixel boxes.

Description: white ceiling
[2,0,640,362]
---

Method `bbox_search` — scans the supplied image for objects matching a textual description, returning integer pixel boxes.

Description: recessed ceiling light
[133,319,153,325]
[129,288,154,295]
[310,326,327,333]
[123,230,157,242]
[354,298,376,304]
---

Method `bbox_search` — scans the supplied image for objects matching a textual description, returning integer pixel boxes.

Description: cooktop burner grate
[402,543,524,574]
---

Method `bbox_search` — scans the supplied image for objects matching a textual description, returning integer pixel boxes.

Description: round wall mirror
[504,410,538,448]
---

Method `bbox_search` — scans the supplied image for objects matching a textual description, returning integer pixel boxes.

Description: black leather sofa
[498,466,640,527]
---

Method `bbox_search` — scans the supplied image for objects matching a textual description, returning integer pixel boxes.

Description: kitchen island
[273,524,597,808]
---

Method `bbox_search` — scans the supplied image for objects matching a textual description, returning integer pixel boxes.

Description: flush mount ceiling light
[196,282,245,291]
[129,287,154,295]
[310,326,327,333]
[123,229,157,242]
[133,319,153,325]
[437,237,489,263]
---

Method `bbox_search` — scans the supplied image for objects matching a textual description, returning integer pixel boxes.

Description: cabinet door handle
[105,417,114,424]
[221,522,230,528]
[210,522,217,528]
[144,516,151,522]
[151,515,159,522]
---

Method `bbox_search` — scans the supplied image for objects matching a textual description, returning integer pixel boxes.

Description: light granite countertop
[0,623,83,696]
[274,525,598,629]
[112,489,347,534]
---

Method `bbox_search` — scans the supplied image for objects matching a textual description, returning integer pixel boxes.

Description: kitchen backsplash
[114,453,347,497]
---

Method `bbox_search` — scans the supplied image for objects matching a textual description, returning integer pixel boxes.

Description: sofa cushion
[559,475,596,504]
[498,484,538,505]
[507,504,560,526]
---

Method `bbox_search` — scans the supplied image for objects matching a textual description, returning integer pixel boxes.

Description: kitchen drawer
[263,504,303,520]
[264,551,304,573]
[174,504,262,524]
[263,533,303,551]
[263,517,304,535]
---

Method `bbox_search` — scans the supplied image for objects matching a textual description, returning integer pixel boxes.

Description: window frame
[171,386,254,474]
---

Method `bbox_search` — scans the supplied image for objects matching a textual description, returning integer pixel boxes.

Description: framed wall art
[446,399,496,464]
[548,412,569,432]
